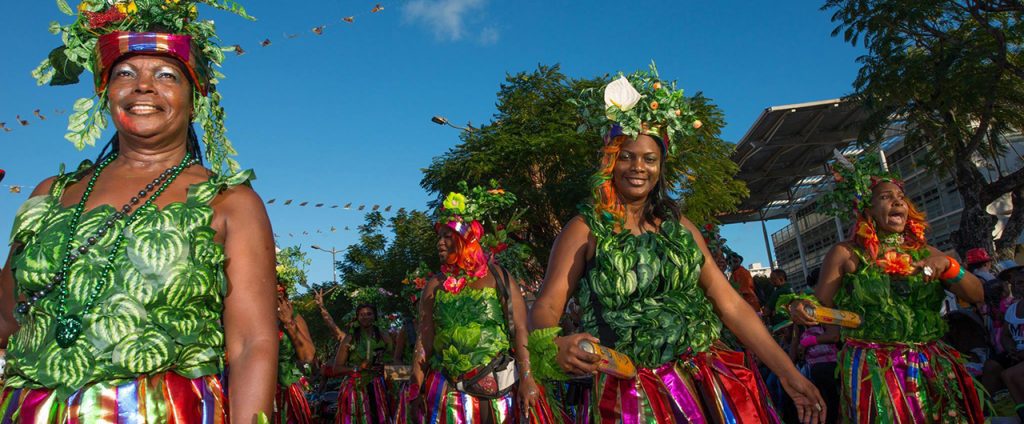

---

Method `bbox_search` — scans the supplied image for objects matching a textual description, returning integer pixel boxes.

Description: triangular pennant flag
[344,203,352,209]
[299,201,309,206]
[358,205,366,210]
[343,16,354,23]
[371,4,384,12]
[33,109,46,120]
[233,45,246,55]
[0,123,9,132]
[312,25,325,35]
[284,200,293,205]
[16,115,29,126]
[260,38,272,47]
[372,205,380,211]
[384,205,392,212]
[330,226,337,232]
[267,198,276,204]
[331,205,339,208]
[315,203,324,207]
[9,186,21,193]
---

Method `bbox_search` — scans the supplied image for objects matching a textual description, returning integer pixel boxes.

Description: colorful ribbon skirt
[0,372,226,424]
[422,369,558,424]
[839,339,985,424]
[335,373,391,424]
[274,378,312,424]
[591,345,779,424]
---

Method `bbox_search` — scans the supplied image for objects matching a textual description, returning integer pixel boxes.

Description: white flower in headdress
[604,76,642,118]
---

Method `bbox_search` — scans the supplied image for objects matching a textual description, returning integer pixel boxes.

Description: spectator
[967,248,997,283]
[764,269,794,321]
[999,265,1024,423]
[728,254,762,311]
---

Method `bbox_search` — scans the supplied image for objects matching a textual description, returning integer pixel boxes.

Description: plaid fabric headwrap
[95,31,209,95]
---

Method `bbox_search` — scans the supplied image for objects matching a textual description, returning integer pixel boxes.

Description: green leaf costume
[5,163,254,399]
[431,287,510,378]
[577,207,721,368]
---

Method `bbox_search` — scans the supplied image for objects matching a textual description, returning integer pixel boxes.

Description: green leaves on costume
[835,248,947,343]
[579,210,721,368]
[4,164,253,398]
[432,288,510,377]
[527,327,570,382]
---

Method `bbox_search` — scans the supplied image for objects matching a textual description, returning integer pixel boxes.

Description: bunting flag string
[265,197,402,214]
[3,3,389,134]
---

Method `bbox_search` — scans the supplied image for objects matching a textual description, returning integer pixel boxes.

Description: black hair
[771,269,787,280]
[352,303,384,347]
[806,268,821,288]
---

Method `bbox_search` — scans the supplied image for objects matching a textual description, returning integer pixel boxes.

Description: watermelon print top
[577,209,722,369]
[4,164,254,399]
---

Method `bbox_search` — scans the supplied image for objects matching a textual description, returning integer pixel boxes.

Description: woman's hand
[788,300,818,326]
[518,374,540,419]
[913,255,951,283]
[313,288,326,306]
[276,296,294,324]
[780,372,826,424]
[553,333,601,375]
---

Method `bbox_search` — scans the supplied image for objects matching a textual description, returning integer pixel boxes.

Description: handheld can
[578,340,637,379]
[804,304,862,328]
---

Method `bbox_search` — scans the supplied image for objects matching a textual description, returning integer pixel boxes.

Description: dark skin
[790,182,984,321]
[0,55,278,422]
[529,135,825,424]
[334,306,394,372]
[411,226,541,417]
[278,288,316,365]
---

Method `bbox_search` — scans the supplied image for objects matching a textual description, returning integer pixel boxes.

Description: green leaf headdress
[35,0,254,172]
[818,149,903,220]
[435,180,518,242]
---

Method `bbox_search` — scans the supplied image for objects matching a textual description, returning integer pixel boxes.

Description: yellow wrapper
[579,340,637,379]
[806,305,862,328]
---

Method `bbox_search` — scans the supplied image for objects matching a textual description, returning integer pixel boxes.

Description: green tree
[421,64,746,267]
[824,0,1024,256]
[275,245,310,296]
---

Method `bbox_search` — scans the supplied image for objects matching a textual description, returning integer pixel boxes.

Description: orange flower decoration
[907,219,925,242]
[650,101,659,110]
[877,251,915,276]
[855,220,879,259]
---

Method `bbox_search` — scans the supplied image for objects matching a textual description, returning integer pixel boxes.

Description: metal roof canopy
[719,98,868,224]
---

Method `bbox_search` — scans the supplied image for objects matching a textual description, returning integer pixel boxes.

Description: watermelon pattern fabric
[578,209,722,369]
[5,163,254,399]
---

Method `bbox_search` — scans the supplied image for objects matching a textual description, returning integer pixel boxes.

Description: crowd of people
[0,1,1020,423]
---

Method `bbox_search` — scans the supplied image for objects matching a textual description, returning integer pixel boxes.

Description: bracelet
[520,369,532,379]
[939,256,961,281]
[944,266,966,285]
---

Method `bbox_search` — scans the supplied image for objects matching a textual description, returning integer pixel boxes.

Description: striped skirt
[590,344,779,424]
[422,370,558,424]
[275,378,312,424]
[335,373,390,424]
[839,339,985,424]
[0,372,226,423]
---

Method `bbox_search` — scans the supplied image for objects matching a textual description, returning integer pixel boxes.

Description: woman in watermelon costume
[276,284,316,424]
[334,304,393,424]
[410,183,556,423]
[528,65,825,424]
[0,0,278,421]
[787,154,986,423]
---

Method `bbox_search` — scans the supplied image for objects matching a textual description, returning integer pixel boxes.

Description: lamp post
[310,245,341,285]
[431,115,476,132]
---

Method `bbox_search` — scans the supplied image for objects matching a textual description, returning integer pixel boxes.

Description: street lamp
[310,245,342,285]
[431,115,475,132]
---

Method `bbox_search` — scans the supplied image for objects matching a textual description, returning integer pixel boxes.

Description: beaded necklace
[15,152,198,348]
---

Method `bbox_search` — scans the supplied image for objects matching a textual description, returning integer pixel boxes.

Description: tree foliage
[824,0,1024,255]
[421,64,746,266]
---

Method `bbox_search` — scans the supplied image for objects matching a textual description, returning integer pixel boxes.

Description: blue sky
[0,0,864,285]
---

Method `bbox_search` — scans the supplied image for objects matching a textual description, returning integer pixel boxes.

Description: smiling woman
[0,1,279,422]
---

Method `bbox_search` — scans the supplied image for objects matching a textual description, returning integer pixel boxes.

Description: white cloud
[403,0,497,43]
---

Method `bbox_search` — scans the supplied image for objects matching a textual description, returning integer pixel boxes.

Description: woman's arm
[529,216,601,375]
[333,335,352,371]
[0,177,58,345]
[680,217,824,423]
[219,186,278,422]
[285,314,316,366]
[411,278,440,388]
[314,289,347,342]
[393,327,407,364]
[919,246,983,304]
[790,244,856,326]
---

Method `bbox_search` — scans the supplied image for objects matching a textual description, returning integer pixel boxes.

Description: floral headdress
[435,180,519,294]
[572,62,705,223]
[818,150,903,219]
[819,150,926,275]
[34,0,253,172]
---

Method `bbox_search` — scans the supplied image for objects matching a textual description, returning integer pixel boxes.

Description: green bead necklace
[38,152,197,348]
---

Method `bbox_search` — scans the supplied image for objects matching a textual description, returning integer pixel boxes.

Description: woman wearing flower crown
[0,1,278,421]
[787,154,986,423]
[409,183,556,423]
[528,66,826,424]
